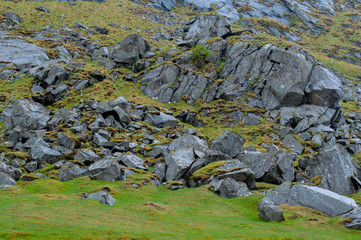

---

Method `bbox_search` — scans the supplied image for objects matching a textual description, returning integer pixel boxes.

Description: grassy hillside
[1,177,361,240]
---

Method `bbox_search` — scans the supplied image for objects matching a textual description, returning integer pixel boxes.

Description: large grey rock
[30,64,70,88]
[118,152,148,170]
[0,172,17,186]
[239,149,295,184]
[110,34,151,65]
[343,207,361,230]
[0,162,22,181]
[305,65,344,108]
[74,149,100,165]
[4,12,22,24]
[258,203,285,222]
[0,31,49,68]
[260,182,358,217]
[183,0,240,21]
[0,99,51,131]
[211,178,252,198]
[82,191,115,206]
[57,132,75,150]
[210,131,245,158]
[261,48,313,109]
[282,134,304,155]
[88,158,121,181]
[30,139,62,164]
[183,15,231,41]
[58,164,87,181]
[305,144,360,195]
[165,147,195,181]
[148,0,176,11]
[144,112,177,128]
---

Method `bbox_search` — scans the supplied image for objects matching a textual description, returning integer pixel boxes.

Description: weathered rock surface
[261,182,358,217]
[210,131,245,158]
[211,178,252,198]
[82,190,115,206]
[258,203,285,222]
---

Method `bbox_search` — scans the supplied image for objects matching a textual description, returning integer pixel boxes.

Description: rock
[74,149,100,165]
[210,131,245,158]
[239,149,295,184]
[183,0,240,21]
[305,144,360,195]
[35,7,50,13]
[258,203,285,222]
[57,132,75,150]
[183,15,231,42]
[305,65,344,108]
[118,152,148,170]
[144,112,177,128]
[0,99,51,132]
[0,172,17,186]
[58,164,87,181]
[242,113,261,125]
[165,147,195,181]
[343,207,361,230]
[282,134,304,155]
[260,182,358,217]
[211,178,252,198]
[30,64,70,88]
[152,162,166,182]
[261,48,313,109]
[88,158,121,181]
[110,34,151,65]
[30,139,62,164]
[148,0,177,11]
[0,162,22,181]
[82,191,115,206]
[4,12,22,24]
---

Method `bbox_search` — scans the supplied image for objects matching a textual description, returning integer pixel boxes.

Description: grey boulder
[210,131,245,158]
[144,112,177,128]
[258,203,285,222]
[82,191,115,206]
[211,178,253,198]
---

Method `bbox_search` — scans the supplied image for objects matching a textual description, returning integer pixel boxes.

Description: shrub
[190,44,213,69]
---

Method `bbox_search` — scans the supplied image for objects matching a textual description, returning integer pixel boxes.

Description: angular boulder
[144,112,177,128]
[88,158,121,181]
[211,178,252,198]
[82,191,115,206]
[210,131,245,158]
[118,152,148,170]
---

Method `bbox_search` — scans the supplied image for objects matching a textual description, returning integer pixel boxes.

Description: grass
[0,177,361,239]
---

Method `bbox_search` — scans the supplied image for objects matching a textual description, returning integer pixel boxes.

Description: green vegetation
[0,178,361,239]
[190,44,213,69]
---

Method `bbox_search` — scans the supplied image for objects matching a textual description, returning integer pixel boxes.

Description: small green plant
[289,14,300,27]
[190,44,213,69]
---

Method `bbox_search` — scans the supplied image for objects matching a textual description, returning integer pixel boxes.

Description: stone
[57,132,75,150]
[74,149,100,165]
[58,164,87,181]
[242,113,261,126]
[110,34,151,65]
[30,139,62,164]
[4,12,22,24]
[82,191,115,206]
[305,144,360,195]
[210,131,245,158]
[258,203,285,222]
[118,152,148,170]
[165,147,195,181]
[282,134,304,155]
[144,112,177,128]
[35,7,50,13]
[0,172,17,186]
[88,158,121,181]
[211,178,253,198]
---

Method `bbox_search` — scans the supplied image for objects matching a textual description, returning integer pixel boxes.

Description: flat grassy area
[0,177,360,239]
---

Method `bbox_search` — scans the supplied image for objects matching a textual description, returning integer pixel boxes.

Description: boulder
[0,172,17,186]
[30,139,62,164]
[258,203,285,222]
[144,112,177,128]
[4,12,22,24]
[165,147,195,181]
[182,15,231,42]
[282,134,304,155]
[210,131,245,158]
[58,164,87,181]
[211,178,252,198]
[57,132,75,150]
[110,34,151,65]
[261,182,358,217]
[0,99,51,131]
[74,149,100,165]
[88,158,121,181]
[343,207,361,230]
[82,191,115,206]
[118,152,148,170]
[304,144,360,195]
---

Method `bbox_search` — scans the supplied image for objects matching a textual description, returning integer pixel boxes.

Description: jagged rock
[25,161,38,173]
[0,31,49,68]
[88,158,121,181]
[0,172,17,186]
[82,190,115,206]
[211,178,252,198]
[305,65,344,108]
[239,148,295,184]
[118,152,148,170]
[152,162,166,182]
[242,113,261,126]
[282,134,304,155]
[35,7,50,13]
[258,203,285,222]
[184,0,240,21]
[57,132,75,150]
[343,207,361,230]
[58,164,87,181]
[30,64,70,88]
[182,15,231,42]
[261,182,358,217]
[304,144,360,195]
[0,99,51,132]
[165,147,195,181]
[210,131,245,158]
[30,139,62,164]
[74,149,100,165]
[144,112,177,128]
[4,12,22,24]
[0,162,22,181]
[110,34,151,65]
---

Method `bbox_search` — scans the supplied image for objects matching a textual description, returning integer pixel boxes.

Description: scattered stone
[82,190,115,206]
